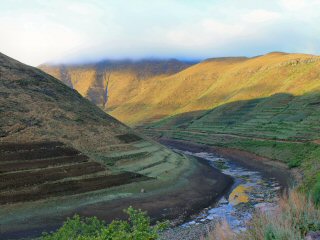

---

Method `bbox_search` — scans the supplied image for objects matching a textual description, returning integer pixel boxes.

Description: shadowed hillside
[146,92,320,141]
[142,91,320,205]
[0,53,226,239]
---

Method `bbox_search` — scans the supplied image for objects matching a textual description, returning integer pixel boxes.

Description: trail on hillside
[149,128,317,144]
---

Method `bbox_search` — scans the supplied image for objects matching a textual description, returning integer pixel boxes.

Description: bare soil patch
[0,161,106,191]
[0,172,150,204]
[0,155,89,173]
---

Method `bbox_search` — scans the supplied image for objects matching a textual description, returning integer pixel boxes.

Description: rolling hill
[41,53,320,126]
[0,53,224,239]
[41,52,320,204]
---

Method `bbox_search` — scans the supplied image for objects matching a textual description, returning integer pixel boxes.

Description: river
[160,146,283,240]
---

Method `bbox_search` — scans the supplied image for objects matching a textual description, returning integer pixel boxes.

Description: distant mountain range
[40,52,320,128]
[39,59,195,109]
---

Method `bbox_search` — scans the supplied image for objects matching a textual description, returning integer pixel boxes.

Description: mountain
[41,53,320,126]
[39,59,195,109]
[137,53,320,206]
[109,52,320,125]
[1,53,222,238]
[38,51,320,205]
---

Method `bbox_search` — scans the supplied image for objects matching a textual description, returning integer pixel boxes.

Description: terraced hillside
[0,142,148,205]
[141,92,320,204]
[0,52,212,238]
[147,92,320,141]
[39,52,320,203]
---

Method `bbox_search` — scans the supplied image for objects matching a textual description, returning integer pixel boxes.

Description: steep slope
[0,53,224,239]
[41,53,320,127]
[108,52,320,125]
[0,53,129,149]
[39,59,194,109]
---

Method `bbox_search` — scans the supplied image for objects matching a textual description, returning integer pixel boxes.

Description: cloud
[242,9,281,23]
[0,0,319,65]
[0,12,86,66]
[165,9,282,57]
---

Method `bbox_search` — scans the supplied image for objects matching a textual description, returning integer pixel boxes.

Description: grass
[141,90,320,203]
[143,128,320,202]
[0,52,197,238]
[40,53,320,126]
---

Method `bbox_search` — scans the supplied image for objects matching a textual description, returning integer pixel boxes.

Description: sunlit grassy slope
[42,52,320,126]
[39,52,320,196]
[137,53,320,202]
[112,52,320,125]
[40,59,194,109]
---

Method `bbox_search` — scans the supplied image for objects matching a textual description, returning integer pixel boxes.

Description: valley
[159,140,291,240]
[2,0,320,238]
[0,53,226,239]
[42,52,320,202]
[39,51,320,239]
[1,51,319,239]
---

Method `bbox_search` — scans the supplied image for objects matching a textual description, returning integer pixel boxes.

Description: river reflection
[174,150,281,232]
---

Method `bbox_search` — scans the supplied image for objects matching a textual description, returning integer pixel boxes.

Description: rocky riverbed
[160,148,282,240]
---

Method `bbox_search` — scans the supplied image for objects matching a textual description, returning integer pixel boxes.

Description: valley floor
[156,138,294,240]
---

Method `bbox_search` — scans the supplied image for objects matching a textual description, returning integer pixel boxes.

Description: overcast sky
[1,0,320,66]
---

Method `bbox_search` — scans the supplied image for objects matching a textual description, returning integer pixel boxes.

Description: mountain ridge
[40,52,320,126]
[39,59,195,108]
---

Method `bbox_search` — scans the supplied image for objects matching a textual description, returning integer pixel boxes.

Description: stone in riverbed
[305,231,320,240]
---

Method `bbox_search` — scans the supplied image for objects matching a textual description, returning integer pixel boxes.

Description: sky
[1,0,320,66]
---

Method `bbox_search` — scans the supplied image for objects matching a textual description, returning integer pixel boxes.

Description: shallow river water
[175,149,281,233]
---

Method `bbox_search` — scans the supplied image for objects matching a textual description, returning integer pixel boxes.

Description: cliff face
[39,59,194,109]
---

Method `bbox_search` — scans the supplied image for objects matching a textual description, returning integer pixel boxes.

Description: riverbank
[157,138,294,240]
[159,138,295,189]
[1,150,232,240]
[78,155,233,225]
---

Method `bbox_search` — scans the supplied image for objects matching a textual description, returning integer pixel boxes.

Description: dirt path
[148,128,317,145]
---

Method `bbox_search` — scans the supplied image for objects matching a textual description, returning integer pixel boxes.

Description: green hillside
[0,52,207,238]
[142,91,320,202]
[40,52,320,203]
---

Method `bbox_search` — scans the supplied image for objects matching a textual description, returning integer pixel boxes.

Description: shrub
[41,207,168,240]
[311,179,320,206]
